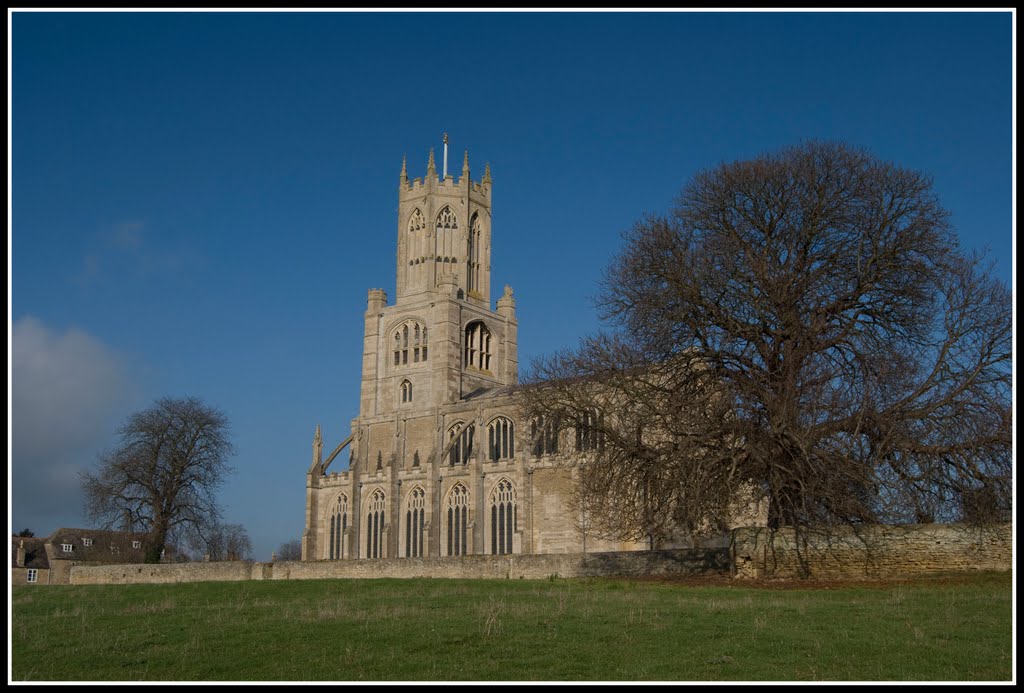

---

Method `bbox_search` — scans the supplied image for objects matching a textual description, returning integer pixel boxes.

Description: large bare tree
[81,396,235,563]
[522,141,1011,545]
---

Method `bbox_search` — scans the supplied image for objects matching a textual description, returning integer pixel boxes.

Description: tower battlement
[394,141,493,306]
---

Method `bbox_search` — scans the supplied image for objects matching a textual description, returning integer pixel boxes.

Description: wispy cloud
[10,316,135,534]
[75,220,202,286]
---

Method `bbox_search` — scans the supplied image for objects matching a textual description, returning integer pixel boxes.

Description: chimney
[16,540,26,568]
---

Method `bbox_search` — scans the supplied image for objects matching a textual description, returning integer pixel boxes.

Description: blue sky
[9,10,1014,561]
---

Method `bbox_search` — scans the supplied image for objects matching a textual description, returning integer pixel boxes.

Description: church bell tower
[358,136,517,419]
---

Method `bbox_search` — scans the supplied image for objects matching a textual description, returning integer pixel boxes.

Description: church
[300,139,659,562]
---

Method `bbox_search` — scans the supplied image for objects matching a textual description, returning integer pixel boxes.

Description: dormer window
[61,543,73,552]
[132,541,142,549]
[82,538,93,547]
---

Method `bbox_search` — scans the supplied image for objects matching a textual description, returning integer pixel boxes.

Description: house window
[82,538,93,547]
[27,569,38,583]
[61,543,73,552]
[132,541,142,549]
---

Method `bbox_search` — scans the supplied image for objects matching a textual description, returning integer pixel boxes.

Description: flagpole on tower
[442,132,448,179]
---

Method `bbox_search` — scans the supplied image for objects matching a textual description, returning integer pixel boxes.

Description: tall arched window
[490,479,516,555]
[365,489,386,559]
[531,416,561,457]
[448,422,474,466]
[575,409,606,453]
[464,321,492,371]
[446,483,469,556]
[488,416,515,461]
[405,487,426,558]
[435,206,458,262]
[328,493,348,560]
[400,379,413,404]
[467,212,482,292]
[408,208,425,259]
[393,320,427,366]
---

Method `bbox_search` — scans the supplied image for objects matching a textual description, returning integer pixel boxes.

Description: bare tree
[522,141,1011,546]
[188,522,252,561]
[275,538,302,561]
[81,396,235,563]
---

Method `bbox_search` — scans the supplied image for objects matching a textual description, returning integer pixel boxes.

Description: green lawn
[10,571,1012,682]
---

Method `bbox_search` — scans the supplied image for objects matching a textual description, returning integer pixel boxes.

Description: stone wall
[65,522,1012,586]
[732,522,1012,579]
[70,560,263,585]
[69,548,729,585]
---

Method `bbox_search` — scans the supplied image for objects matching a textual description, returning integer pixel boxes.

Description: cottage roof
[11,536,49,569]
[46,527,149,564]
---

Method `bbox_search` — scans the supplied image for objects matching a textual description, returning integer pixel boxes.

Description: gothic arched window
[435,206,458,261]
[408,208,425,258]
[328,493,348,560]
[531,416,561,457]
[405,487,426,558]
[488,416,515,461]
[448,422,474,466]
[446,483,469,556]
[365,489,386,559]
[464,321,492,372]
[468,212,482,293]
[393,320,427,367]
[490,479,516,555]
[575,409,606,453]
[400,379,413,404]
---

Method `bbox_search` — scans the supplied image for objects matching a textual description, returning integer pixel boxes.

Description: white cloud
[10,316,134,533]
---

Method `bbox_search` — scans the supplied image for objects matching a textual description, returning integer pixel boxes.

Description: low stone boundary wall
[68,522,1012,585]
[271,547,730,582]
[70,560,265,585]
[732,522,1012,579]
[70,547,729,585]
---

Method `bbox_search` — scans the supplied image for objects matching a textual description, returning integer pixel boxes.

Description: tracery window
[488,417,515,461]
[400,379,413,404]
[405,487,426,558]
[365,489,386,559]
[435,206,458,261]
[448,422,474,466]
[575,409,606,453]
[531,416,561,457]
[490,479,517,555]
[408,208,426,260]
[393,320,428,366]
[467,212,482,292]
[446,483,469,557]
[464,321,492,371]
[328,493,348,560]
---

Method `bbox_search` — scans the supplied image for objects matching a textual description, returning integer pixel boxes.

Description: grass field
[9,571,1013,682]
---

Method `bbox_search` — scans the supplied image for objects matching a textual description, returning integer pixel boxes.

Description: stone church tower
[302,139,649,562]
